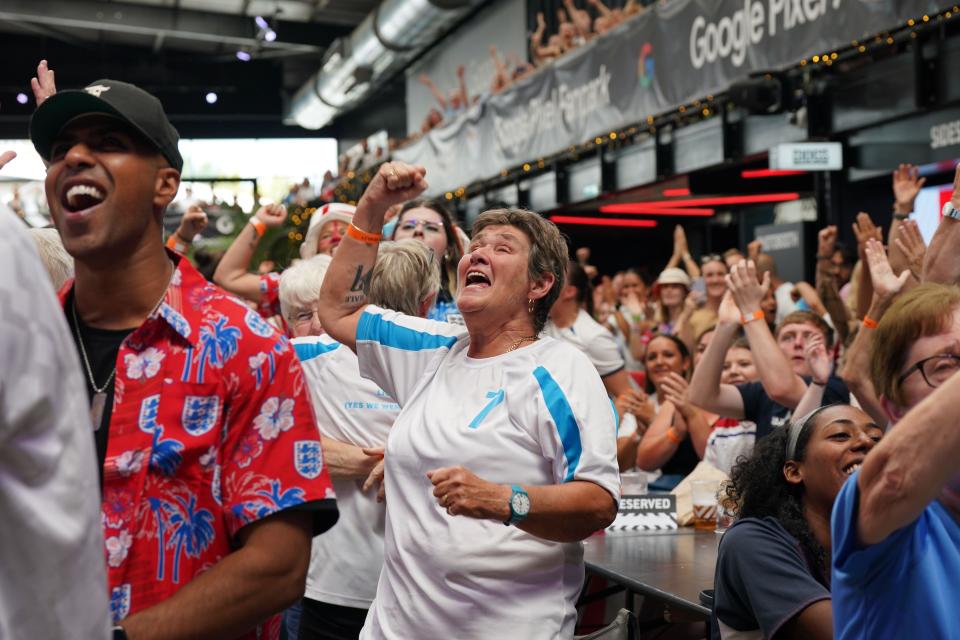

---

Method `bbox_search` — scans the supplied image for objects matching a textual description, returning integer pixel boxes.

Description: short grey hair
[279,254,332,324]
[369,240,440,317]
[471,208,568,332]
[29,228,74,290]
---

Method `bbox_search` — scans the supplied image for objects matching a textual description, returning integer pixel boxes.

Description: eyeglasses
[897,353,960,389]
[294,309,318,324]
[398,219,443,234]
[700,253,724,265]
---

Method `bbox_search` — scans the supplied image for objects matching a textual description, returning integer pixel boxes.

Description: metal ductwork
[287,0,482,130]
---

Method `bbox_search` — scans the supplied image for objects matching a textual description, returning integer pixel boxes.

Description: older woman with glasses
[831,279,960,640]
[318,162,619,640]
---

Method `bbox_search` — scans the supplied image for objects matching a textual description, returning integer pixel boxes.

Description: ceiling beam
[0,0,346,53]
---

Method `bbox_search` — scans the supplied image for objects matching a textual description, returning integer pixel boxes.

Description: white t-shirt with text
[293,334,398,609]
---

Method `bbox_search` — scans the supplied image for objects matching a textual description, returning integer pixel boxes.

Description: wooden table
[582,528,720,618]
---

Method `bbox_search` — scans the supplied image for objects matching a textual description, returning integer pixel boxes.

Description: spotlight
[236,50,252,61]
[264,29,277,42]
[205,92,218,104]
[16,92,28,105]
[254,15,269,30]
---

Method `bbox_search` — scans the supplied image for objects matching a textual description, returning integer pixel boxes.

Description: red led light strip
[600,192,801,214]
[741,169,808,179]
[550,216,658,228]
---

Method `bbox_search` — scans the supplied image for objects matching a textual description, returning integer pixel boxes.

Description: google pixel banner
[395,0,944,196]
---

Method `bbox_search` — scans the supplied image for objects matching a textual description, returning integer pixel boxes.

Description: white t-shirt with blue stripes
[354,305,620,640]
[293,334,399,609]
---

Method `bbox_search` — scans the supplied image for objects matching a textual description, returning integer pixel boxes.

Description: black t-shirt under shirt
[736,376,850,440]
[65,292,134,487]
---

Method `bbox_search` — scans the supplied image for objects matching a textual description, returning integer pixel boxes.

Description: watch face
[511,492,531,516]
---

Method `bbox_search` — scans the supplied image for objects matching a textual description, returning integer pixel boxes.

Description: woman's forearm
[517,481,618,542]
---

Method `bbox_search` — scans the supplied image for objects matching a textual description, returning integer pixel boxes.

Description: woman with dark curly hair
[711,404,883,640]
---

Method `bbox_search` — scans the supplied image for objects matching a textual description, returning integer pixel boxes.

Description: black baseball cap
[29,79,183,172]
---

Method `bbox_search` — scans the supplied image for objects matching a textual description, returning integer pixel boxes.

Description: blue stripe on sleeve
[533,366,583,482]
[357,310,458,352]
[293,340,340,362]
[609,398,620,434]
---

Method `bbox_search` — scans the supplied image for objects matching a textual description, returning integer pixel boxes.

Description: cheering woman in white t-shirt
[318,162,620,640]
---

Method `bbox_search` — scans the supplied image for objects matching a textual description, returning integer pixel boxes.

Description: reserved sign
[606,494,678,533]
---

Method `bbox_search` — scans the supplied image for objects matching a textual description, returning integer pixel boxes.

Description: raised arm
[166,204,208,254]
[455,64,470,106]
[851,212,883,318]
[815,226,852,347]
[587,0,613,16]
[418,73,448,111]
[729,260,809,408]
[923,165,960,285]
[840,239,910,427]
[665,225,701,278]
[213,204,287,302]
[317,161,427,353]
[856,356,960,545]
[688,292,747,418]
[887,164,925,282]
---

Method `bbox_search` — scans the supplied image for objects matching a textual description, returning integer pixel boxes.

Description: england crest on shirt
[110,583,131,623]
[294,440,323,479]
[182,395,220,436]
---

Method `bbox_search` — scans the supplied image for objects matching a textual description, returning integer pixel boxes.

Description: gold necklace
[508,335,539,352]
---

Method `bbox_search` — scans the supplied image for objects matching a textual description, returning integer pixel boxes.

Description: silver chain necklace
[70,259,175,428]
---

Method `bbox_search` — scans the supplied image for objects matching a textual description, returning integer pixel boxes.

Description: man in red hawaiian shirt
[28,61,338,640]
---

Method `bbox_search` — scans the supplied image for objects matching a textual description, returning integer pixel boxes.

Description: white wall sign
[769,142,843,170]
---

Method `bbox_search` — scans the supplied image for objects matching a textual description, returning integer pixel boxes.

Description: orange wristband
[665,426,683,445]
[740,309,764,325]
[250,218,266,238]
[165,234,187,253]
[862,316,879,329]
[346,223,382,245]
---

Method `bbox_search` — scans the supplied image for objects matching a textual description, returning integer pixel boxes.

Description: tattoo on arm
[349,265,373,294]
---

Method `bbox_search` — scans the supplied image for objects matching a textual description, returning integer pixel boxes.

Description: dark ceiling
[0,0,407,140]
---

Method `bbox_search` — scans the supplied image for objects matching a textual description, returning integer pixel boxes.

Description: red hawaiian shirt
[59,252,337,640]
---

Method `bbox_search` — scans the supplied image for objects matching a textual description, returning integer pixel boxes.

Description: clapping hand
[864,238,909,301]
[853,212,883,260]
[804,333,833,385]
[747,239,763,261]
[818,226,838,263]
[892,163,925,214]
[893,219,926,281]
[661,372,694,418]
[726,260,770,316]
[615,389,655,434]
[717,290,741,326]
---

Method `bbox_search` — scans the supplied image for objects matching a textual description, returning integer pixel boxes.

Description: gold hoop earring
[528,298,535,314]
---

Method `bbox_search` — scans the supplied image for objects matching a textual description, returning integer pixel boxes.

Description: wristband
[740,309,764,325]
[250,218,267,238]
[862,316,879,329]
[165,233,188,253]
[893,213,909,220]
[811,379,828,386]
[665,426,684,445]
[346,223,382,245]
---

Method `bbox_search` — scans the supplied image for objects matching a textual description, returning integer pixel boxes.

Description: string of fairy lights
[285,6,958,251]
